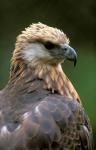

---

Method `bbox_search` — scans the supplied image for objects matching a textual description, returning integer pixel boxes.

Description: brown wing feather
[0,93,93,150]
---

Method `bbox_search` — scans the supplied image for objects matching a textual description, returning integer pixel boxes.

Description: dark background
[0,0,95,147]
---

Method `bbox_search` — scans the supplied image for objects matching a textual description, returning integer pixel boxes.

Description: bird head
[13,22,77,68]
[11,22,79,100]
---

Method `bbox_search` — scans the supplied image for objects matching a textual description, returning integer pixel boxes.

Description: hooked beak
[60,44,77,66]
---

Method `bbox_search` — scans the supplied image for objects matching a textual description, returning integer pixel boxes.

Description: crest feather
[15,22,69,52]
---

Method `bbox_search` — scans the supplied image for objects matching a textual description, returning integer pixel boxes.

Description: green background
[0,0,95,147]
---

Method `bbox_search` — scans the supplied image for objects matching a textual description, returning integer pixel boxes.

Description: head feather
[15,22,69,52]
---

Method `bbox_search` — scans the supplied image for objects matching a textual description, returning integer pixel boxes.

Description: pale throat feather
[11,53,80,103]
[34,64,80,102]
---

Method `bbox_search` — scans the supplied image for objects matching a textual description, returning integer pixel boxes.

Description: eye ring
[44,42,55,50]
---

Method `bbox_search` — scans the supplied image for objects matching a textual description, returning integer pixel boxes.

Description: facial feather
[10,22,80,102]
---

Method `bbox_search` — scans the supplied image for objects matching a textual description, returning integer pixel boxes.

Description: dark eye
[63,47,67,51]
[44,42,55,50]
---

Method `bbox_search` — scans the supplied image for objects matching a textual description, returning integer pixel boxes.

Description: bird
[0,22,93,150]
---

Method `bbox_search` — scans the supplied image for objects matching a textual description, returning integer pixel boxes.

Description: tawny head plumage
[12,22,77,68]
[15,22,69,50]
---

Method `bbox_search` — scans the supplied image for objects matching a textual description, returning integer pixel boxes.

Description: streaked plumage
[0,23,93,149]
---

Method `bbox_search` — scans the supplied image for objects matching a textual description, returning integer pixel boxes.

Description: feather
[0,23,93,150]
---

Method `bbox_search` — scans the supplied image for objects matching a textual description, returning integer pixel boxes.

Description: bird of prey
[0,23,93,150]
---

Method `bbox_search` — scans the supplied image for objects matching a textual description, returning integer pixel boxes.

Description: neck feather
[10,58,80,103]
[34,64,80,102]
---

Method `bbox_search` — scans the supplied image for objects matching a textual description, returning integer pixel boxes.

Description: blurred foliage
[0,0,95,147]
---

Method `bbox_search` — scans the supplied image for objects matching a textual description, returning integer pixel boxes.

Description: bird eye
[64,47,67,51]
[44,42,55,50]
